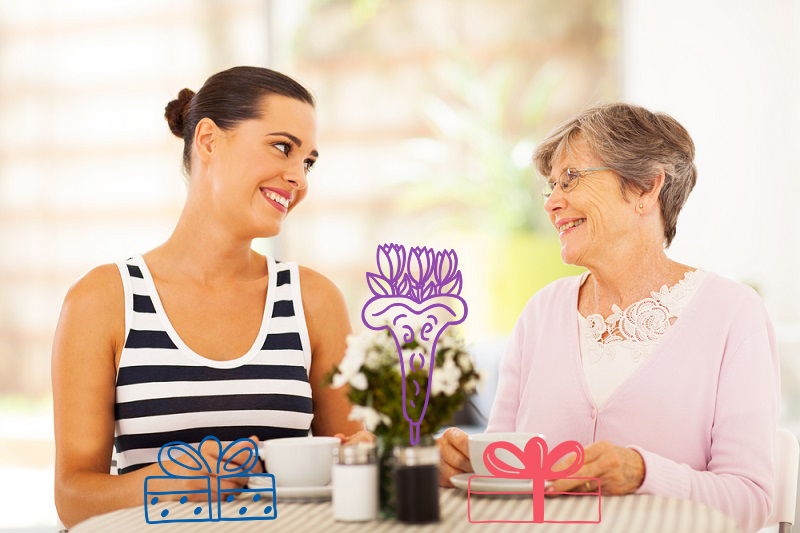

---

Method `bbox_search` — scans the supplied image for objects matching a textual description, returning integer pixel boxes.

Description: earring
[638,203,643,210]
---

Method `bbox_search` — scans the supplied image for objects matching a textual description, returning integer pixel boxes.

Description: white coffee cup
[468,432,545,476]
[261,436,339,487]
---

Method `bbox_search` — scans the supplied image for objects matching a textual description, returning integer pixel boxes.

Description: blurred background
[0,0,798,529]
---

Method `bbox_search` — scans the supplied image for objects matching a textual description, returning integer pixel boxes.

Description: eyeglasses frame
[541,167,612,198]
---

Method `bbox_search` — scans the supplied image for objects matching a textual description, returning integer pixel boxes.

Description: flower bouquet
[328,322,482,442]
[325,244,483,516]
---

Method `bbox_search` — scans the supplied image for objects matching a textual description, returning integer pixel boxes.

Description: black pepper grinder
[393,445,440,523]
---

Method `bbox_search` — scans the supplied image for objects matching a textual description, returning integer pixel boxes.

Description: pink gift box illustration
[467,436,601,524]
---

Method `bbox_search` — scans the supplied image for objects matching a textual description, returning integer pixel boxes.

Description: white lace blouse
[577,268,708,406]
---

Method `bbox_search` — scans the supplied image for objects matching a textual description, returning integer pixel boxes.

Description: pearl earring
[638,203,643,209]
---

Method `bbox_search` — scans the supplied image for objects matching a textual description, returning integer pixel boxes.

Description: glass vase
[376,433,436,520]
[376,434,400,519]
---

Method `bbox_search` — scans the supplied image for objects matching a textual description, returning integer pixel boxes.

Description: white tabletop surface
[69,487,741,532]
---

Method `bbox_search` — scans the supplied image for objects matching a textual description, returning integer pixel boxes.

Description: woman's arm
[52,265,148,527]
[629,322,780,533]
[298,266,364,438]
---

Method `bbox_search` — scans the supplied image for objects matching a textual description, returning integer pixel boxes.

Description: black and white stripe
[112,254,314,474]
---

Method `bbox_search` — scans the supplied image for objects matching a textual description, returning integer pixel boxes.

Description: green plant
[324,326,482,443]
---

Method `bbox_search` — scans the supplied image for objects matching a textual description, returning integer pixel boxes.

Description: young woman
[52,66,371,528]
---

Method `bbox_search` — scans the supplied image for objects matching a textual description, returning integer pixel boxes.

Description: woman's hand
[147,436,263,502]
[545,440,645,496]
[207,436,264,474]
[435,427,472,487]
[333,431,376,445]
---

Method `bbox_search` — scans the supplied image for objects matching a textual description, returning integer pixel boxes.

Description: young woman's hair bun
[164,88,195,138]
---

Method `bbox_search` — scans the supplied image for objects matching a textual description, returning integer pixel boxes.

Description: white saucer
[450,473,551,493]
[247,478,332,500]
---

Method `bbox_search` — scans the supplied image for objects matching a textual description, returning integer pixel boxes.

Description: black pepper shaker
[393,445,440,523]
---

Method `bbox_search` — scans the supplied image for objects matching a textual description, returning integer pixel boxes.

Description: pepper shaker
[332,443,378,522]
[393,445,440,523]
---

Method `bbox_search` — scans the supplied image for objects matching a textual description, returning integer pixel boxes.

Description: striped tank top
[112,254,314,474]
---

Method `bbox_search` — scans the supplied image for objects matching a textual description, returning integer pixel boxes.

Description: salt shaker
[393,445,440,523]
[332,443,378,521]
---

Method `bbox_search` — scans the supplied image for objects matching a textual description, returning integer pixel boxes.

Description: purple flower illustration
[362,244,468,444]
[366,272,393,296]
[396,273,412,298]
[434,250,462,297]
[439,271,463,296]
[435,250,458,285]
[407,247,435,288]
[377,243,406,286]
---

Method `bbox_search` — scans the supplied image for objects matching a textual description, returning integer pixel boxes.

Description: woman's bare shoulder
[296,265,349,334]
[296,265,347,311]
[66,263,123,306]
[58,263,125,355]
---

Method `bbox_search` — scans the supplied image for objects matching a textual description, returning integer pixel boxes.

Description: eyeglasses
[541,167,611,198]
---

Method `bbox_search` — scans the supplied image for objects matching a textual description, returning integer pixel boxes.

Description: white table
[70,488,741,532]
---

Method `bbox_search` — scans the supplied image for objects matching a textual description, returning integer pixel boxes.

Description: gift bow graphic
[157,436,260,477]
[144,436,276,524]
[468,437,601,524]
[483,437,584,479]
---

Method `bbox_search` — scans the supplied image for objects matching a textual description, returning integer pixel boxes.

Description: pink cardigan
[486,271,780,533]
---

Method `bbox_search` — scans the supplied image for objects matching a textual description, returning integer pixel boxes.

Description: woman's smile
[260,186,290,213]
[557,217,586,237]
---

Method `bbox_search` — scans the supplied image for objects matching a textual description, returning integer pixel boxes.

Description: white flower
[397,348,429,375]
[332,332,372,389]
[348,405,391,432]
[350,372,368,390]
[380,330,398,352]
[457,351,473,372]
[331,372,348,389]
[437,331,455,351]
[332,361,368,390]
[363,347,386,371]
[342,331,373,368]
[400,348,415,369]
[431,358,461,396]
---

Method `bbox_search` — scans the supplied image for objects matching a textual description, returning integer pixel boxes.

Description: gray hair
[533,102,697,248]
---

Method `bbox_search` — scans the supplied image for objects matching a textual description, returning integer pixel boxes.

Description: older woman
[437,103,780,533]
[52,67,371,528]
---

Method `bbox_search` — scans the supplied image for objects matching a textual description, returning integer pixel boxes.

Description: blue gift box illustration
[144,436,276,524]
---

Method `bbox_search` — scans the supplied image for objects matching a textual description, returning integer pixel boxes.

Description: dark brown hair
[164,66,315,174]
[533,102,697,248]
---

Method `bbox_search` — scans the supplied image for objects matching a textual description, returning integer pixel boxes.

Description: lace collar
[579,269,706,359]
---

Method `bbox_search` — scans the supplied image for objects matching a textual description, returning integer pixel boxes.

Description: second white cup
[261,436,339,487]
[467,432,545,476]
